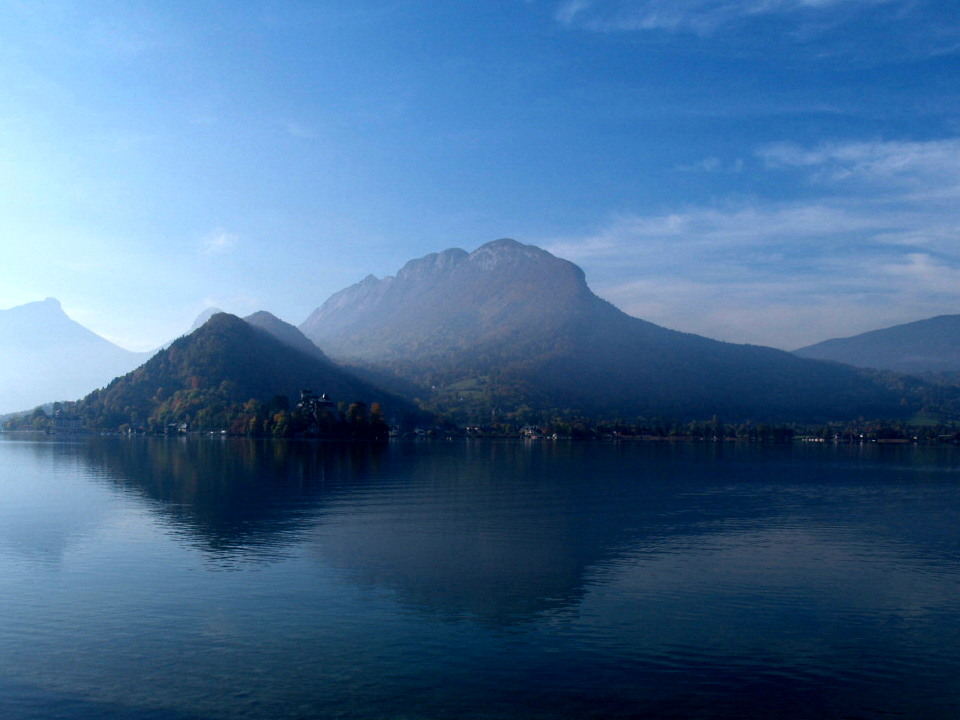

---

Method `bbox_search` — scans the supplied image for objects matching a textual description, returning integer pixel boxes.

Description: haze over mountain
[75,312,414,431]
[300,239,908,422]
[190,306,224,332]
[0,298,151,413]
[243,310,332,363]
[794,315,960,375]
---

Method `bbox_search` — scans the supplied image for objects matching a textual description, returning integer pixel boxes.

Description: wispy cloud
[554,0,899,36]
[556,0,591,25]
[675,156,745,173]
[199,228,239,256]
[545,136,960,349]
[760,138,960,196]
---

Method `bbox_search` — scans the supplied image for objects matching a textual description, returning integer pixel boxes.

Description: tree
[30,407,50,431]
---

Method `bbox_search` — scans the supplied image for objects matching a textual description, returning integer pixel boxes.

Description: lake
[0,436,959,719]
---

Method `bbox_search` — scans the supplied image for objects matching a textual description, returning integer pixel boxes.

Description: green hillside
[72,313,416,436]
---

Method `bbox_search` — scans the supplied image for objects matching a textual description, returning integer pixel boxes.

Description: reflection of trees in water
[78,438,674,620]
[78,438,840,623]
[84,437,387,554]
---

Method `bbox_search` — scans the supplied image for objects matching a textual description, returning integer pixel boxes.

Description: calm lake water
[1,436,959,719]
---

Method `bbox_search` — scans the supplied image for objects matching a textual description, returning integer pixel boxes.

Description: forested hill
[301,239,912,423]
[72,313,415,432]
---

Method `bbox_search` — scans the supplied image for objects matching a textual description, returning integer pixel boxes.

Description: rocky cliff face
[300,239,605,361]
[300,239,908,422]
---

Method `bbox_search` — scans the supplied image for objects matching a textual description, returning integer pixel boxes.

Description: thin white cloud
[556,0,591,24]
[674,156,748,174]
[555,0,895,34]
[544,136,960,349]
[199,228,239,256]
[760,138,960,196]
[879,252,960,294]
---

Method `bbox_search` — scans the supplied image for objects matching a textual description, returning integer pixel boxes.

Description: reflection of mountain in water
[83,437,387,555]
[0,439,116,564]
[79,437,794,622]
[309,441,777,622]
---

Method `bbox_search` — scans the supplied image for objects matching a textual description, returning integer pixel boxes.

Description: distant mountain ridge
[244,310,332,362]
[190,306,224,331]
[300,239,909,422]
[0,298,151,413]
[795,314,960,374]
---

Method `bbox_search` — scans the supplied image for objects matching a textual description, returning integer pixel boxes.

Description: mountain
[74,312,415,432]
[190,306,224,332]
[794,315,960,374]
[154,307,228,353]
[243,310,331,362]
[300,239,909,422]
[0,298,151,413]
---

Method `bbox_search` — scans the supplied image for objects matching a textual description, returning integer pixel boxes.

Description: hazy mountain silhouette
[795,315,960,374]
[243,310,332,362]
[189,306,224,332]
[301,239,907,421]
[0,298,151,413]
[76,312,414,430]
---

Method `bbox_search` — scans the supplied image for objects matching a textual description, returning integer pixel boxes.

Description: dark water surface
[1,436,959,719]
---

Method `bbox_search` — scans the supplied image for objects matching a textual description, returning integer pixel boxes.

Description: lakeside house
[297,389,335,416]
[52,410,83,434]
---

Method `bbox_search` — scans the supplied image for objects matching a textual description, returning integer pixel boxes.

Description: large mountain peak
[299,240,907,422]
[30,296,64,314]
[14,296,63,310]
[396,247,468,283]
[0,298,149,412]
[467,238,556,270]
[1,297,69,326]
[299,239,597,361]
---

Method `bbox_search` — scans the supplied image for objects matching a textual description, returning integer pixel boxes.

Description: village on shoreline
[5,404,960,446]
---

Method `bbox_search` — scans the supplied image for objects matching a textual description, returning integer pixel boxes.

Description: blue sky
[1,0,958,350]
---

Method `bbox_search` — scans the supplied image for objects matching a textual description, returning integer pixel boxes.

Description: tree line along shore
[5,402,960,445]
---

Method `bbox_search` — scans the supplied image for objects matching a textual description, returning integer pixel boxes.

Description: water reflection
[0,438,117,564]
[77,438,672,619]
[63,439,708,615]
[3,437,960,719]
[62,437,960,623]
[83,437,387,554]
